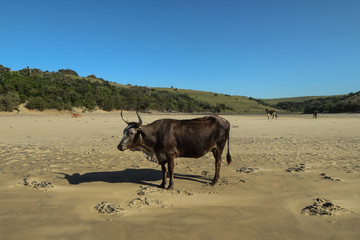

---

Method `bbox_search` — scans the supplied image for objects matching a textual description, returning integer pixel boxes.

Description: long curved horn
[136,111,142,126]
[120,111,130,124]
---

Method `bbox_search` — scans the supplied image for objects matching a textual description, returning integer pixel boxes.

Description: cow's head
[117,111,144,151]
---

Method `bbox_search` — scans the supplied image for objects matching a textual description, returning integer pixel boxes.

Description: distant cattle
[313,110,318,119]
[117,111,232,189]
[265,109,277,120]
[71,112,82,118]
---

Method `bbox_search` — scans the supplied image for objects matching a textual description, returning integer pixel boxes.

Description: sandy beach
[1,111,359,240]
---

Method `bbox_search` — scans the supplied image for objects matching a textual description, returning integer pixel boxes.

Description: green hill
[261,95,341,105]
[2,65,357,114]
[0,65,270,113]
[260,92,360,113]
[154,88,270,113]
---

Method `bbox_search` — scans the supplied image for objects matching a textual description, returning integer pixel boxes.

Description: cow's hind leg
[167,157,175,190]
[160,163,167,189]
[211,148,222,186]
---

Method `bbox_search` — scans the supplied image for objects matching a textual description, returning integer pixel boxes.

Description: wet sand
[1,111,360,240]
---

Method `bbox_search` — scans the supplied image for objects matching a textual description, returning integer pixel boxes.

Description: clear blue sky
[1,0,359,98]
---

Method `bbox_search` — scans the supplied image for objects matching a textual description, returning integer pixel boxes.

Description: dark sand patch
[320,173,341,182]
[286,163,306,172]
[217,176,246,186]
[301,198,347,216]
[236,166,259,173]
[20,177,54,190]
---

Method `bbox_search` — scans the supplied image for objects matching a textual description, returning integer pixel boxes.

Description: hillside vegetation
[154,87,268,113]
[261,95,341,105]
[2,65,358,114]
[260,92,360,113]
[0,65,268,113]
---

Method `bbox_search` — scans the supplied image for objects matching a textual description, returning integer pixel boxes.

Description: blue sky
[1,0,359,98]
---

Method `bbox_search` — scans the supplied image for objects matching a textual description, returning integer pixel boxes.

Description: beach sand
[1,111,359,240]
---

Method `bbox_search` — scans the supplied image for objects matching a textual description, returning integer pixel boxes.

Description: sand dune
[0,111,359,239]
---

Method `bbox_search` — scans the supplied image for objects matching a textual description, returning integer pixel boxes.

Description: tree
[58,69,79,76]
[0,65,10,72]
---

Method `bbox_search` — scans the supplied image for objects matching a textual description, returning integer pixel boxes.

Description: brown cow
[313,110,318,119]
[265,109,277,119]
[117,111,232,189]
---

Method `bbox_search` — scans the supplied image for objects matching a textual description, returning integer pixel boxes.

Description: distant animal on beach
[265,109,277,120]
[71,112,82,118]
[313,110,318,119]
[117,111,232,189]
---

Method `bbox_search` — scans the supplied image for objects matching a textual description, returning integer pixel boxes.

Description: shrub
[0,92,20,112]
[26,97,48,111]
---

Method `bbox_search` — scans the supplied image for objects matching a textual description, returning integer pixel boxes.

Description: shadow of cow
[56,168,209,187]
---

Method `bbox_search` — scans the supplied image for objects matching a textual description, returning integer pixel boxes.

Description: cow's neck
[138,125,157,153]
[129,125,157,163]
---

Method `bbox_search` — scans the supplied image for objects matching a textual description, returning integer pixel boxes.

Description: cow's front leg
[167,157,175,190]
[160,163,167,189]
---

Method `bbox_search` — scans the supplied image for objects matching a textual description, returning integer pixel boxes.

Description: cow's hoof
[210,181,218,186]
[166,185,174,190]
[159,183,166,189]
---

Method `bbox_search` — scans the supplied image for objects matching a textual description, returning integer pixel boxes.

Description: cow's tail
[226,134,232,165]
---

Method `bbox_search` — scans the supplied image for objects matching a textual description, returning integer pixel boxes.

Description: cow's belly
[177,145,213,158]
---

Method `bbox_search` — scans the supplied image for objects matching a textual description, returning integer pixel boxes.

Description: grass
[154,87,271,113]
[107,81,352,114]
[260,95,344,105]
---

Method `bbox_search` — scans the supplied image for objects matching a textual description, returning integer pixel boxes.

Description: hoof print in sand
[236,167,259,173]
[94,201,124,215]
[216,177,246,186]
[201,170,210,176]
[286,163,305,172]
[20,178,54,190]
[137,186,163,196]
[128,197,167,209]
[320,173,340,182]
[172,189,194,196]
[301,198,347,216]
[343,165,357,173]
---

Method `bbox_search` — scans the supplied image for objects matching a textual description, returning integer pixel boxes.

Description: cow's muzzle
[117,144,125,151]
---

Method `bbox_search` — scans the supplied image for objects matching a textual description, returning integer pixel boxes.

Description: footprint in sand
[320,173,341,182]
[286,163,306,172]
[93,201,125,215]
[236,166,259,173]
[128,197,167,209]
[301,198,347,216]
[20,177,54,190]
[215,177,246,186]
[137,185,164,196]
